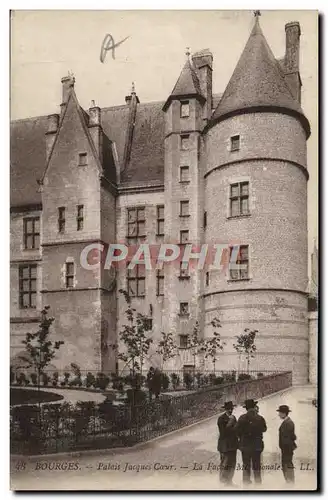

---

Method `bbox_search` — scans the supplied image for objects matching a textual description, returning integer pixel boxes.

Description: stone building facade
[10,17,315,384]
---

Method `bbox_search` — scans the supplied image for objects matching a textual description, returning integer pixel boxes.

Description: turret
[162,50,206,366]
[203,14,311,384]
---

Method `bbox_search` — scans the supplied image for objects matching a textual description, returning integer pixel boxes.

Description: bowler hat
[220,401,236,410]
[276,405,291,414]
[243,398,258,409]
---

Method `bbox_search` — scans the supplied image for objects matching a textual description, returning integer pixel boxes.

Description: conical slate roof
[171,58,203,97]
[163,56,205,110]
[211,18,310,137]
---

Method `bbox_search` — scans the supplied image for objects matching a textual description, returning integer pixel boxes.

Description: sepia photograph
[9,9,318,491]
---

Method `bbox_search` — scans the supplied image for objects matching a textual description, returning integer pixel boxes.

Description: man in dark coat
[217,401,239,485]
[236,399,267,485]
[277,405,297,483]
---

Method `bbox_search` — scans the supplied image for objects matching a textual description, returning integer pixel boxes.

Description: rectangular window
[180,230,189,244]
[180,166,190,183]
[23,217,40,249]
[229,245,249,280]
[156,205,164,236]
[77,205,84,231]
[230,182,249,217]
[65,262,75,288]
[179,262,190,279]
[79,152,87,166]
[156,268,164,296]
[127,207,146,239]
[180,134,190,150]
[58,207,65,233]
[180,101,190,118]
[180,200,189,217]
[179,302,189,316]
[230,135,240,152]
[203,211,207,229]
[179,335,189,349]
[19,265,37,309]
[127,264,146,297]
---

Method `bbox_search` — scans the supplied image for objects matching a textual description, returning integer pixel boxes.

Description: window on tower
[230,135,240,151]
[179,302,189,317]
[180,101,190,118]
[77,205,84,231]
[229,245,249,280]
[179,261,190,279]
[156,205,164,236]
[180,230,189,244]
[179,334,189,349]
[180,134,190,150]
[156,268,164,296]
[65,262,75,288]
[180,200,190,217]
[58,207,65,233]
[230,182,249,217]
[203,211,207,229]
[79,152,88,166]
[180,166,190,183]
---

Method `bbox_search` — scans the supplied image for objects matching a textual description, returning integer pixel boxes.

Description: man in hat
[217,401,239,485]
[236,399,267,485]
[277,405,297,483]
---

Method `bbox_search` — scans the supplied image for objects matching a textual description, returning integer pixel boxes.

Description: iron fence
[11,371,292,455]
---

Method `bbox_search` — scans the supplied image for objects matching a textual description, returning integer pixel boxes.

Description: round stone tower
[203,17,310,384]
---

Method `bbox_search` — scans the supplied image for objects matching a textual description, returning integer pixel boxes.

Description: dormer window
[230,135,240,152]
[181,134,190,150]
[79,152,87,166]
[180,101,190,118]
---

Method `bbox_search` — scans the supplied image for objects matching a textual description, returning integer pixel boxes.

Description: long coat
[217,412,239,452]
[236,409,267,452]
[279,416,297,451]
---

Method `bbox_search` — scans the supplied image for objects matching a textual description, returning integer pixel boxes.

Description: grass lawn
[10,387,64,406]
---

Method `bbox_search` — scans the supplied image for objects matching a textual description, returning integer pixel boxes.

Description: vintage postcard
[10,9,318,491]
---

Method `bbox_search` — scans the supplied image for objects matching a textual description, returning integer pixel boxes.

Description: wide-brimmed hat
[276,405,291,414]
[243,399,258,409]
[220,401,236,410]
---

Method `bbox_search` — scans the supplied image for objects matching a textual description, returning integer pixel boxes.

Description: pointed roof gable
[40,88,104,184]
[163,56,205,111]
[210,17,310,137]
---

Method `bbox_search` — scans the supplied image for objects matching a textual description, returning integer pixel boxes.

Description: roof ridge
[10,114,50,124]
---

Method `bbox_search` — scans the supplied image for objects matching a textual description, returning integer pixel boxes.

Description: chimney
[284,22,302,102]
[192,49,213,122]
[60,74,75,115]
[88,101,102,161]
[45,114,59,161]
[123,82,139,172]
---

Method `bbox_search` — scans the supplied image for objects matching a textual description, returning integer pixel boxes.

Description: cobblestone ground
[10,385,318,491]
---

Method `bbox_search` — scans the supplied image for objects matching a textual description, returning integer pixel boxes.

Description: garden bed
[10,388,64,406]
[10,371,292,455]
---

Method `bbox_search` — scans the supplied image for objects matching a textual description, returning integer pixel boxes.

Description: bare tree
[233,328,258,373]
[201,317,225,373]
[156,331,178,370]
[116,289,153,377]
